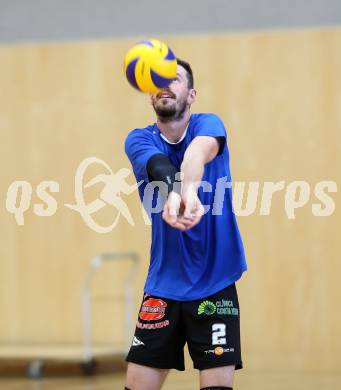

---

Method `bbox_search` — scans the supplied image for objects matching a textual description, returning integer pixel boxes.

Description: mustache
[156,89,176,99]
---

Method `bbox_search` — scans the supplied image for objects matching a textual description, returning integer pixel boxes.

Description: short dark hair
[176,58,194,89]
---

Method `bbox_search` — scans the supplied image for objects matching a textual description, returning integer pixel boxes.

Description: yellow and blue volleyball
[123,39,177,93]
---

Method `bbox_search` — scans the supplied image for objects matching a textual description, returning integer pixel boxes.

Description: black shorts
[126,283,243,371]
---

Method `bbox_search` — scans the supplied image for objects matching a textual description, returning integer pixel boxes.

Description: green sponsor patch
[198,300,216,315]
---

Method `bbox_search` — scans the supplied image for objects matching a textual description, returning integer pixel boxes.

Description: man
[124,58,247,390]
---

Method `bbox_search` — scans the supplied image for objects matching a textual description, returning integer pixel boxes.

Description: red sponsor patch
[139,298,167,321]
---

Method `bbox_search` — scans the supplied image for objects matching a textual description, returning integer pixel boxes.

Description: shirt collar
[158,115,191,144]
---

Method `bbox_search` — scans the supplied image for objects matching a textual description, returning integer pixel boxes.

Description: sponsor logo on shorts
[132,336,145,347]
[198,299,239,316]
[204,347,235,355]
[198,300,216,315]
[136,320,170,330]
[139,298,167,321]
[216,299,239,316]
[214,346,224,355]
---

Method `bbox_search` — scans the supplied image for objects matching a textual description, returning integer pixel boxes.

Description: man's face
[151,65,195,121]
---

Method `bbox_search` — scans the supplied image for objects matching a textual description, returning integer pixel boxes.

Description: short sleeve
[125,129,163,182]
[193,113,227,155]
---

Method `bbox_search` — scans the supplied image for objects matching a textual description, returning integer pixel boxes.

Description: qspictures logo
[5,157,338,233]
[5,157,143,233]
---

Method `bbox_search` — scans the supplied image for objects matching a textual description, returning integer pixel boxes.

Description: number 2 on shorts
[212,323,226,345]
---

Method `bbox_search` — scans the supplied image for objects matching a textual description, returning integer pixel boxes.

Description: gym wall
[0,26,340,371]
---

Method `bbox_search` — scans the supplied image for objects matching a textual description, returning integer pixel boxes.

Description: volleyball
[123,39,177,93]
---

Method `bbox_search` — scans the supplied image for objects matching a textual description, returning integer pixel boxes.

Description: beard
[152,97,187,123]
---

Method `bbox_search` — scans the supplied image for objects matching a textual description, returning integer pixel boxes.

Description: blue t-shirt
[125,113,247,301]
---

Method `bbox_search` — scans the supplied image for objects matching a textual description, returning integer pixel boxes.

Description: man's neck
[157,111,191,143]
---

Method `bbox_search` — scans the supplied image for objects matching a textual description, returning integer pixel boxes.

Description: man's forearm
[180,155,205,195]
[180,136,220,195]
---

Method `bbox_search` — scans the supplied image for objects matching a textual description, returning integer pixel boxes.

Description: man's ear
[188,89,197,105]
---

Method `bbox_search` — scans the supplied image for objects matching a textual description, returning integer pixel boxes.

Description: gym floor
[2,370,340,390]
